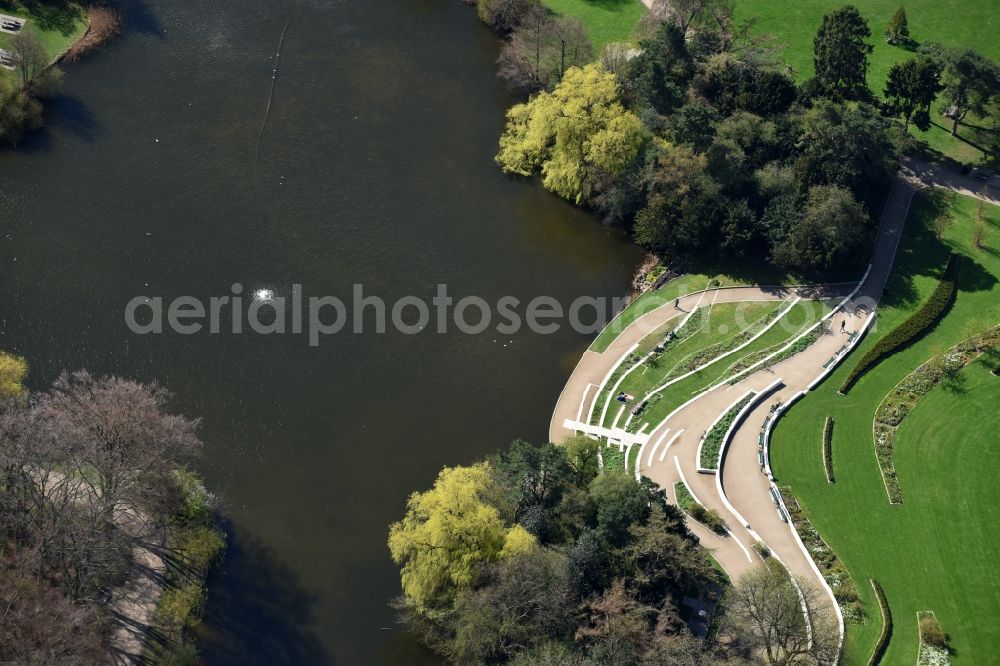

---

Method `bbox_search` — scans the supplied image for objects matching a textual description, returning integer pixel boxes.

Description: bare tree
[37,370,201,526]
[722,560,840,665]
[498,5,594,92]
[1,372,201,601]
[478,0,534,34]
[9,31,48,92]
[0,550,107,665]
[639,0,734,41]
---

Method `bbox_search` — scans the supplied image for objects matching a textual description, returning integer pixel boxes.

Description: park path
[550,157,998,649]
[548,156,999,645]
[548,284,851,444]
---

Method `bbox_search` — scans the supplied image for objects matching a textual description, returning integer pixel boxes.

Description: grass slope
[591,260,805,352]
[541,0,647,50]
[734,0,999,164]
[626,300,831,432]
[770,189,1000,665]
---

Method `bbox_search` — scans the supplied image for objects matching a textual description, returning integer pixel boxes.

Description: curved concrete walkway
[548,164,960,650]
[548,284,851,444]
[550,158,995,655]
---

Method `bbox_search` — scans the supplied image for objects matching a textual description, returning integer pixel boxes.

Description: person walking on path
[841,320,846,334]
[674,298,680,310]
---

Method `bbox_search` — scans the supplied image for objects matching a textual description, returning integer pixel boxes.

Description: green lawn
[0,1,87,63]
[541,0,647,50]
[770,189,1000,665]
[734,0,999,164]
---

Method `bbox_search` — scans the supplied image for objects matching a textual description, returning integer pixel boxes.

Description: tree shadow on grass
[880,196,950,311]
[196,522,329,665]
[955,255,997,294]
[20,0,82,35]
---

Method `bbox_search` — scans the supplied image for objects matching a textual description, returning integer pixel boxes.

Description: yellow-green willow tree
[388,462,535,611]
[0,352,27,399]
[496,63,646,204]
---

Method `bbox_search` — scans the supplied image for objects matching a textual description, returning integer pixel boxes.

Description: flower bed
[673,480,696,510]
[780,487,864,623]
[699,393,755,470]
[872,324,1000,503]
[917,611,952,666]
[842,254,959,394]
[602,445,625,471]
[672,481,727,534]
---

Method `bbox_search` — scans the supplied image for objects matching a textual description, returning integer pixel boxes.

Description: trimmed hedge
[841,254,959,393]
[822,417,835,483]
[868,579,893,666]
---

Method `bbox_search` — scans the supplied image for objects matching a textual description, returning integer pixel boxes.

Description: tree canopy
[388,462,536,610]
[496,64,646,203]
[811,5,873,100]
[389,439,726,663]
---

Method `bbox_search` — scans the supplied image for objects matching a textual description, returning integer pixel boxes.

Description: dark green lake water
[0,0,641,662]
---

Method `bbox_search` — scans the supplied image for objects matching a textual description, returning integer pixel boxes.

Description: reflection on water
[0,0,642,663]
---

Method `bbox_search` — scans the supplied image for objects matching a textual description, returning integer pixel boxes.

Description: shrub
[842,255,958,393]
[752,541,770,558]
[689,503,727,535]
[175,525,226,572]
[919,614,947,648]
[868,579,893,666]
[172,468,217,527]
[822,417,835,483]
[157,582,206,634]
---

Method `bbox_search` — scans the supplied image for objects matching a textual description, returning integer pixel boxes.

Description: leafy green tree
[884,56,943,130]
[884,7,910,46]
[695,52,797,116]
[0,75,45,146]
[447,548,575,662]
[623,503,713,607]
[589,471,651,545]
[712,111,786,174]
[567,528,614,596]
[812,5,873,100]
[669,102,719,151]
[794,100,897,207]
[629,23,694,115]
[388,462,536,610]
[920,43,1000,136]
[772,185,868,271]
[497,440,573,514]
[563,434,601,485]
[633,143,727,257]
[496,64,646,203]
